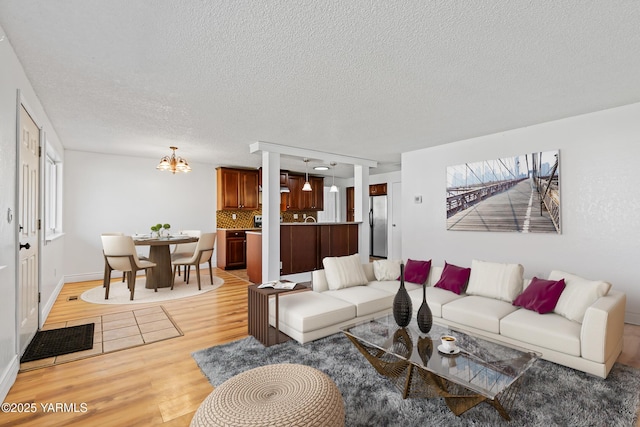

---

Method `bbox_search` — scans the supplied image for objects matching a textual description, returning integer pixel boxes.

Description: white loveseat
[271,256,626,379]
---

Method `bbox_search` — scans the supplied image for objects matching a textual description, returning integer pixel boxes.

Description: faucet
[304,216,316,223]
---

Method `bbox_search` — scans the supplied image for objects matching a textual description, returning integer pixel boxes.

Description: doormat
[20,323,95,363]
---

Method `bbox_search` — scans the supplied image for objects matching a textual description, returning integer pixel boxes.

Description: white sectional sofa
[270,255,626,379]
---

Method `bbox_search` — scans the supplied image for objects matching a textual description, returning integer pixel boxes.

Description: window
[44,140,63,239]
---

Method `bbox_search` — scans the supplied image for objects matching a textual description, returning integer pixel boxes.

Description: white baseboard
[40,277,65,328]
[64,272,104,283]
[0,355,19,403]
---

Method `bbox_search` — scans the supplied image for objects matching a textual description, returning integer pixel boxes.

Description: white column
[262,151,281,282]
[354,165,370,263]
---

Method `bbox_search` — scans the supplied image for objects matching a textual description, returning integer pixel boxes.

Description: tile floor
[20,306,182,371]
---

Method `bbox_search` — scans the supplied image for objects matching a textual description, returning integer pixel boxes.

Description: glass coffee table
[341,313,540,420]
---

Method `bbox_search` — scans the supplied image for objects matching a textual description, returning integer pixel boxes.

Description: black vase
[393,264,412,327]
[417,282,433,333]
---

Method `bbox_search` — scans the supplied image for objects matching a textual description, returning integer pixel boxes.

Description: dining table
[133,235,199,289]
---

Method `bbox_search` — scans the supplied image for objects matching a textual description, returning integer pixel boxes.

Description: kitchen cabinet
[285,175,304,210]
[280,171,289,187]
[216,167,259,210]
[280,223,358,275]
[319,224,359,260]
[285,174,324,211]
[217,229,247,269]
[346,187,355,222]
[303,176,324,210]
[258,169,289,189]
[370,183,387,195]
[281,225,318,274]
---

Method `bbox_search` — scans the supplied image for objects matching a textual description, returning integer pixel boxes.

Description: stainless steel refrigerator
[369,195,388,258]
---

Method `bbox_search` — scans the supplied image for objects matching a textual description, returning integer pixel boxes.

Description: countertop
[280,221,361,226]
[218,222,360,232]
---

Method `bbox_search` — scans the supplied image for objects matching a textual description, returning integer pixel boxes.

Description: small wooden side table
[248,282,311,347]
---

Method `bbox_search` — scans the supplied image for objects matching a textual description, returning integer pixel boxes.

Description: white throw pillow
[466,259,524,302]
[322,254,369,290]
[550,270,611,323]
[373,259,402,281]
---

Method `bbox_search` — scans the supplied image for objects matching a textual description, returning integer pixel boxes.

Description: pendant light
[329,162,338,193]
[157,146,192,174]
[302,158,312,191]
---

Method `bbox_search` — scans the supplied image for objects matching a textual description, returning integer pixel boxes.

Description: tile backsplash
[216,210,259,229]
[216,210,318,229]
[281,211,318,223]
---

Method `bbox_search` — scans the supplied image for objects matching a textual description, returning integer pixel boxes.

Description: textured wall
[1,2,640,175]
[402,102,640,323]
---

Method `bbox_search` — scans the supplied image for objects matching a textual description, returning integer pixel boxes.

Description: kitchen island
[246,222,360,283]
[246,230,263,283]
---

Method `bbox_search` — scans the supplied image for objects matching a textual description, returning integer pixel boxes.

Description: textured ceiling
[1,1,639,177]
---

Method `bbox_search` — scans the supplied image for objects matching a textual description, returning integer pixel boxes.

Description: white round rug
[81,276,224,305]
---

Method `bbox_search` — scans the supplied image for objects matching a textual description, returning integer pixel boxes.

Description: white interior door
[18,104,40,354]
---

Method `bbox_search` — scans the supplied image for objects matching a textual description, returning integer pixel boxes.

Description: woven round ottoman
[191,363,345,427]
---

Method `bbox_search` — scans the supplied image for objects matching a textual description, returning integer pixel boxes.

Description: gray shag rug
[193,333,640,426]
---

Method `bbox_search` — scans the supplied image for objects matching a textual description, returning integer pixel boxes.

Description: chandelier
[157,146,191,174]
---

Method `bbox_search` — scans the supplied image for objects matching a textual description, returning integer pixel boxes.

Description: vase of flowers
[150,223,171,238]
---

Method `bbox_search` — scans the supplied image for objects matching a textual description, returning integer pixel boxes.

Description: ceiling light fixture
[313,165,330,171]
[157,146,191,174]
[329,162,339,193]
[302,158,312,192]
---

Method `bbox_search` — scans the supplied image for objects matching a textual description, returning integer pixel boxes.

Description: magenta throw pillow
[512,277,566,314]
[400,259,432,284]
[434,262,471,294]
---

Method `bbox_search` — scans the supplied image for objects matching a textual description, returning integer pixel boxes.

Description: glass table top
[341,313,540,399]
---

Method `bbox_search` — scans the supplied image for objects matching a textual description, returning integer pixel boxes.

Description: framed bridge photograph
[446,150,560,234]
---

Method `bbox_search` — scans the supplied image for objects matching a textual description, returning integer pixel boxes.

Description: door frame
[15,89,42,355]
[390,182,402,261]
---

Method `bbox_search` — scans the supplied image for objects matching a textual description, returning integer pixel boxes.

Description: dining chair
[171,229,201,281]
[101,235,157,300]
[171,232,216,291]
[101,232,127,286]
[101,233,150,288]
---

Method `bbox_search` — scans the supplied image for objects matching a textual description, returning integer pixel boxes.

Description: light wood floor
[2,268,640,426]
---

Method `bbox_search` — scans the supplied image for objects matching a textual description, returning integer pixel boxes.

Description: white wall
[63,150,217,281]
[0,23,66,400]
[402,102,640,324]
